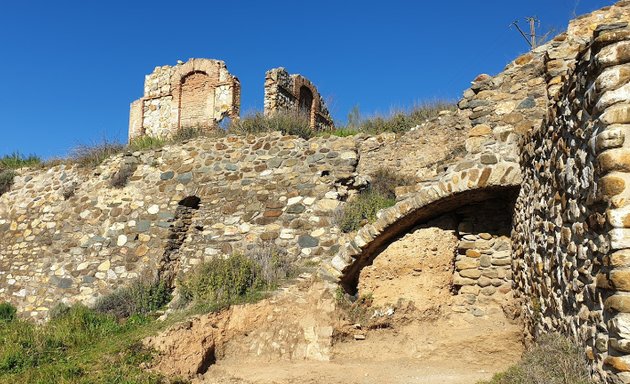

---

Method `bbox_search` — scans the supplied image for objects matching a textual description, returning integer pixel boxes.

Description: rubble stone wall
[513,22,630,383]
[0,133,358,321]
[128,59,240,141]
[264,68,334,131]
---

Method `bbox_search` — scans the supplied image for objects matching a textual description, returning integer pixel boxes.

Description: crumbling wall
[264,68,334,131]
[0,133,359,321]
[128,59,240,141]
[513,20,630,383]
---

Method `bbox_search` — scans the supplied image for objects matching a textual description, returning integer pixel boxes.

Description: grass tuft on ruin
[477,333,595,384]
[229,111,313,139]
[339,100,456,135]
[337,168,406,232]
[177,247,295,312]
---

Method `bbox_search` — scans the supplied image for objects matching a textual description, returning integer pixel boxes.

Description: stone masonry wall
[264,67,334,131]
[0,133,358,321]
[453,199,514,315]
[513,20,630,383]
[128,59,240,141]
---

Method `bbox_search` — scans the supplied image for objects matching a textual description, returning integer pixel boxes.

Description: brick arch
[292,77,321,128]
[329,163,522,293]
[169,59,240,130]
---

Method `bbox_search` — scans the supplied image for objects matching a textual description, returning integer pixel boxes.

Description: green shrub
[229,111,314,139]
[71,139,125,168]
[178,249,295,311]
[0,152,41,170]
[338,190,396,232]
[94,278,171,319]
[478,333,594,384]
[0,170,16,196]
[0,303,16,322]
[179,254,265,307]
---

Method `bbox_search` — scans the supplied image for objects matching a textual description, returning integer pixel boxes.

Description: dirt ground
[147,225,523,384]
[196,306,522,384]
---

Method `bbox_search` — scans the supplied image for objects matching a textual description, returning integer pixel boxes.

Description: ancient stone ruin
[264,67,334,131]
[129,62,334,141]
[5,2,630,383]
[128,58,241,140]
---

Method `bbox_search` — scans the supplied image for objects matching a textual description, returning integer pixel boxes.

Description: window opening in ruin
[298,86,313,116]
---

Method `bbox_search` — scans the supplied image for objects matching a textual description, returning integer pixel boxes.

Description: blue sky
[0,0,614,159]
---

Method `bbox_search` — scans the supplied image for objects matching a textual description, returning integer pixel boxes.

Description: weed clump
[70,139,125,168]
[229,111,313,139]
[0,171,16,196]
[0,304,167,383]
[0,303,17,322]
[94,278,171,319]
[339,100,456,135]
[477,333,595,384]
[178,249,294,310]
[337,167,406,232]
[0,152,41,170]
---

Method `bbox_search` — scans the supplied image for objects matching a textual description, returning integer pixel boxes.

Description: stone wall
[453,199,514,314]
[0,133,359,321]
[128,59,240,141]
[264,67,334,131]
[513,20,630,383]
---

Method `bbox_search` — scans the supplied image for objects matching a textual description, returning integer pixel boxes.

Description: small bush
[0,152,41,170]
[369,168,407,200]
[229,111,314,139]
[179,253,265,307]
[247,243,296,284]
[0,302,17,322]
[338,190,396,232]
[94,278,171,319]
[0,170,16,196]
[71,139,125,168]
[48,302,71,320]
[478,333,594,384]
[179,250,294,311]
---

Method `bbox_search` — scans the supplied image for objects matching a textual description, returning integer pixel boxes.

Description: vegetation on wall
[338,100,456,135]
[337,167,406,232]
[477,334,595,384]
[178,248,295,311]
[0,153,41,196]
[228,111,313,139]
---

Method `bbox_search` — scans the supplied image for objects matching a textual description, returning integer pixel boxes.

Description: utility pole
[511,16,542,49]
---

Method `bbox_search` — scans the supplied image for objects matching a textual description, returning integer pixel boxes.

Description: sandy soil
[148,223,523,384]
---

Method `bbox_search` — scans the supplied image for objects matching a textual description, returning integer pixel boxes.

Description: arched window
[298,86,313,116]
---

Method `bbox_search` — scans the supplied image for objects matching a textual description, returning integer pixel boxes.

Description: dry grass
[229,111,313,139]
[478,333,594,384]
[341,100,456,135]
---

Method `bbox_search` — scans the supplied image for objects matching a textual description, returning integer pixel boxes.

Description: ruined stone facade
[128,59,240,140]
[264,68,334,131]
[4,2,630,383]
